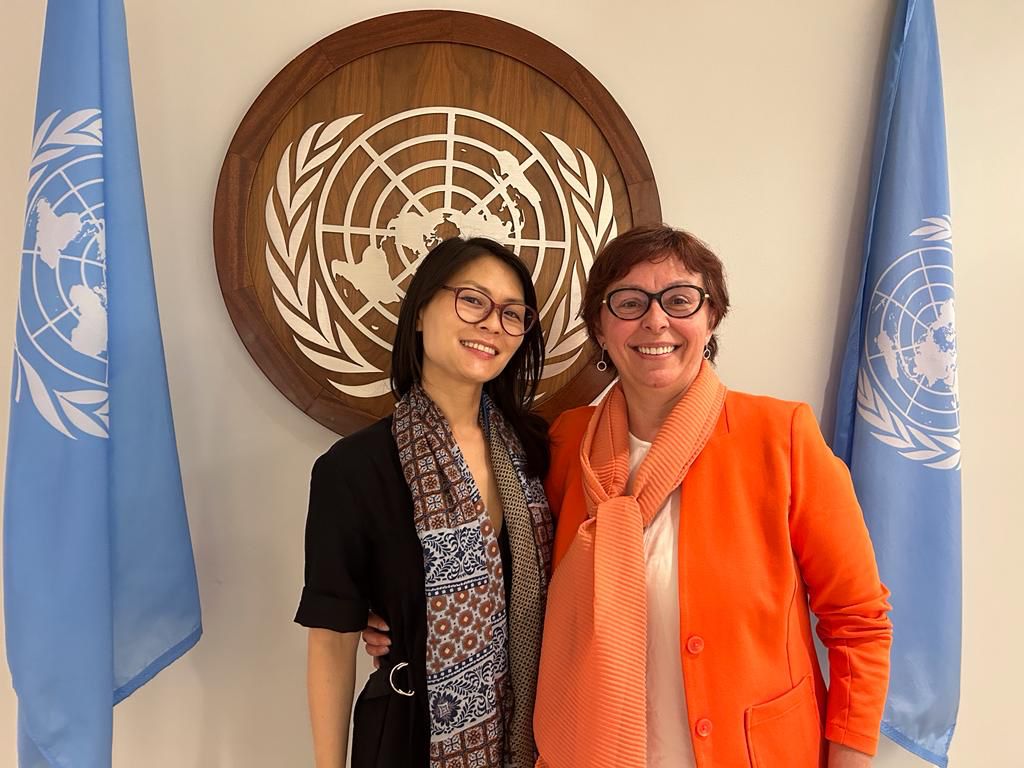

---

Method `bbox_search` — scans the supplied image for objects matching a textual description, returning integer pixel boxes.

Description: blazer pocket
[744,675,823,768]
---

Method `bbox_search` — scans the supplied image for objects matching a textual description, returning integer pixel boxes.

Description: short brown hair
[581,225,730,363]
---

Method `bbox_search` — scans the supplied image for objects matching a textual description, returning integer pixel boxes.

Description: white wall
[1,1,1021,765]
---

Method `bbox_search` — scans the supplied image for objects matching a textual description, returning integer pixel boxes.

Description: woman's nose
[642,300,671,331]
[476,306,503,334]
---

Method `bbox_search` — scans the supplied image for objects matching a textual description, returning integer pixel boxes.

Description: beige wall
[1,1,1020,765]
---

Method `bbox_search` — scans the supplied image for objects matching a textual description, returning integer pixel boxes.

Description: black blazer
[295,417,430,766]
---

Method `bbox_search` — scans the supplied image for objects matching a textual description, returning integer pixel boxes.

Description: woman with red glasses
[295,237,552,767]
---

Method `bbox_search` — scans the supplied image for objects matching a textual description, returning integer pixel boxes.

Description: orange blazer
[542,392,892,767]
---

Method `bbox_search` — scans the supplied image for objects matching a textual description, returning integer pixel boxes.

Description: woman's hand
[362,612,392,668]
[828,742,873,768]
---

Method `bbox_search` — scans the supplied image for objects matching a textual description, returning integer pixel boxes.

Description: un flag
[4,1,202,766]
[833,1,961,765]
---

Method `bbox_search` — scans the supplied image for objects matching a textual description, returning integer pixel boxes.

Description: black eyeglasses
[603,284,710,320]
[440,285,538,336]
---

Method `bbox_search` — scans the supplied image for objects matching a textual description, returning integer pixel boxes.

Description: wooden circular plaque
[213,10,660,434]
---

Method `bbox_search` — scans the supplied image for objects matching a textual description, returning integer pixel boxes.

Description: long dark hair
[391,237,549,478]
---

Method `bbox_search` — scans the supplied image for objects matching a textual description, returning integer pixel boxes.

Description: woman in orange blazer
[531,225,892,768]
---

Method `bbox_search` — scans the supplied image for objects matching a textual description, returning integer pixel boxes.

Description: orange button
[686,635,705,655]
[695,718,713,738]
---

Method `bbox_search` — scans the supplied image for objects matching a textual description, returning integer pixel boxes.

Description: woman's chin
[623,367,699,397]
[454,360,505,386]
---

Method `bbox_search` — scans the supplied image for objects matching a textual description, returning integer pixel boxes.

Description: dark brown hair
[581,224,730,363]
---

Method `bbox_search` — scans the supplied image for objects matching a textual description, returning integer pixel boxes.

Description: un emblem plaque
[214,10,660,433]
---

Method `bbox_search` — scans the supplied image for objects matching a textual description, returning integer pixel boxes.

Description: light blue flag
[832,1,960,765]
[4,1,202,766]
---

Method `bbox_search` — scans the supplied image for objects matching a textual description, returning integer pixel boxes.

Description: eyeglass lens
[452,287,536,335]
[607,285,705,320]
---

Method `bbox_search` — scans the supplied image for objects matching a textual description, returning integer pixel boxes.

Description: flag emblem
[856,216,960,469]
[16,109,109,439]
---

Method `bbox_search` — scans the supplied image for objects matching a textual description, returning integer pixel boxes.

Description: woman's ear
[593,315,606,350]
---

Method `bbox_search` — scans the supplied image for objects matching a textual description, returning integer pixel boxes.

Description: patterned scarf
[393,385,553,767]
[534,362,726,767]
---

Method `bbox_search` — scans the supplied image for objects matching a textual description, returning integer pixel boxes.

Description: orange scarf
[534,362,726,767]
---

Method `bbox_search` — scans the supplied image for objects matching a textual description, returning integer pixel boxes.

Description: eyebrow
[610,280,704,291]
[459,280,526,304]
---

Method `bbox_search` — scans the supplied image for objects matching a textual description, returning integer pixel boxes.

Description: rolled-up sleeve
[294,452,371,633]
[788,403,893,755]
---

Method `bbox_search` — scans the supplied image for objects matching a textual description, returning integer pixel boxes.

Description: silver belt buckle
[388,661,414,697]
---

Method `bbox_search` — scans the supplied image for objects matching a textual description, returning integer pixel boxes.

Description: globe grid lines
[20,248,105,268]
[30,229,107,354]
[313,107,573,354]
[32,253,104,350]
[869,291,955,394]
[24,153,104,230]
[19,152,109,389]
[262,102,613,404]
[327,106,569,244]
[338,133,559,263]
[444,110,455,210]
[30,305,76,341]
[867,332,958,425]
[321,223,567,252]
[867,256,955,336]
[27,158,106,340]
[865,244,957,432]
[13,108,112,440]
[357,140,431,217]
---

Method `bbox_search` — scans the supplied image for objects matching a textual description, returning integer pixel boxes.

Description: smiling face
[595,255,713,405]
[417,254,527,395]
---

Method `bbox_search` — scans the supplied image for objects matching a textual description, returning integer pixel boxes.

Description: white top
[628,433,696,768]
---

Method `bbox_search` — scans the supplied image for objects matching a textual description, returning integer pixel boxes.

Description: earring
[703,344,712,360]
[596,347,608,372]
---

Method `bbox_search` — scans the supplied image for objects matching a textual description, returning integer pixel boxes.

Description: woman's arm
[307,628,361,768]
[788,403,893,756]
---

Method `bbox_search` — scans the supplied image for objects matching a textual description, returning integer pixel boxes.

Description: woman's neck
[420,373,484,433]
[622,383,689,442]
